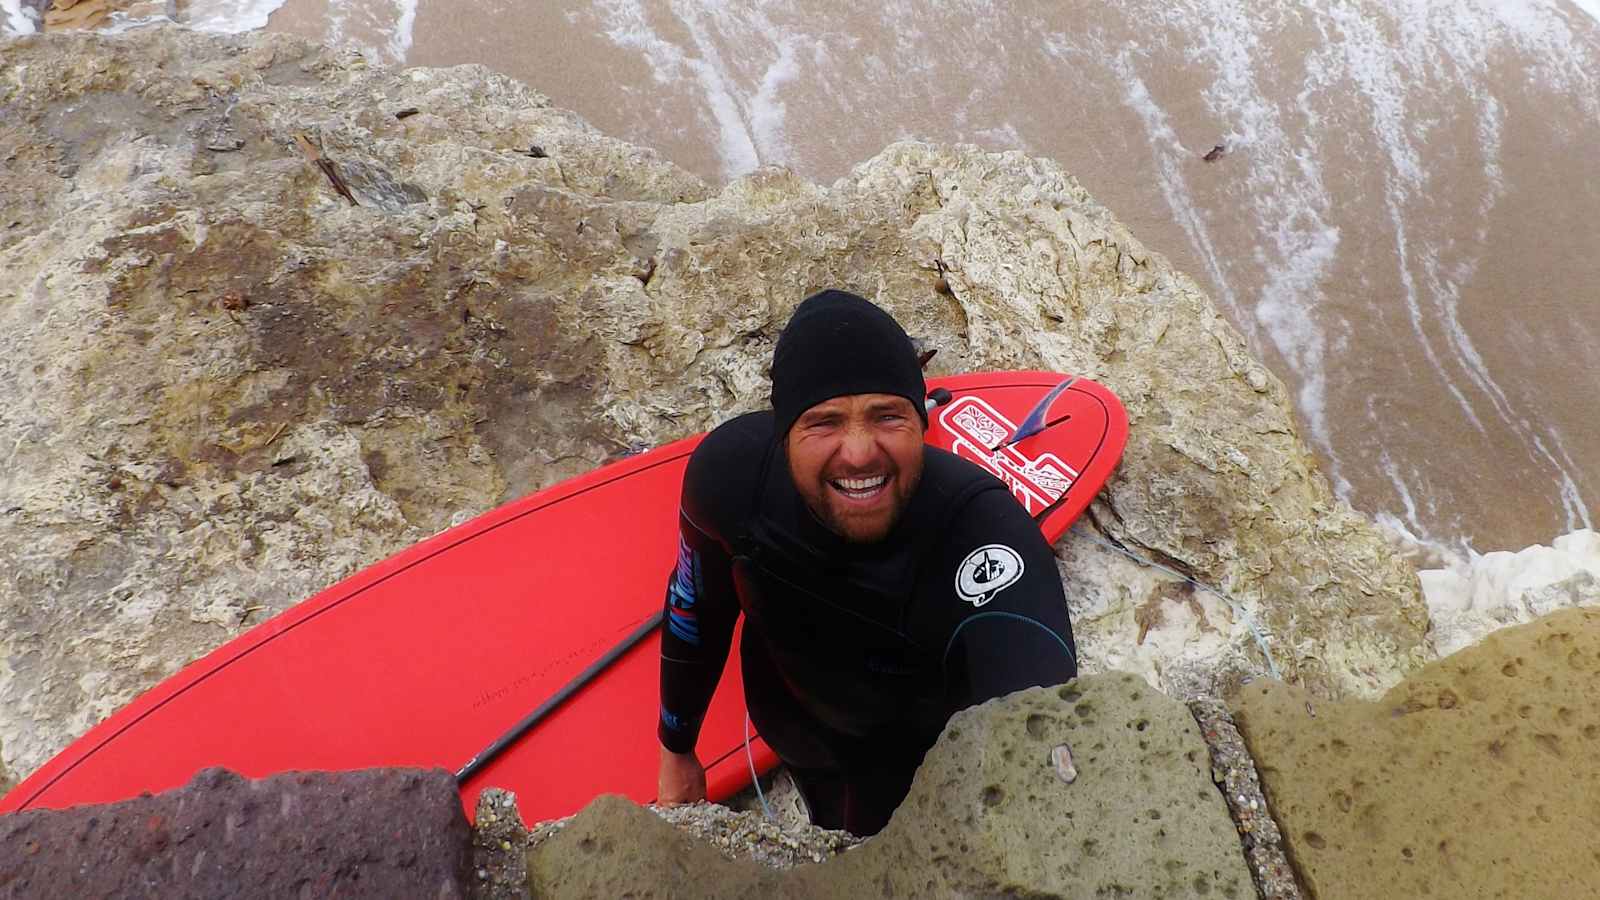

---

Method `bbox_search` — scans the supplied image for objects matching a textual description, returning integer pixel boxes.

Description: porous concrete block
[818,674,1254,898]
[1233,606,1600,899]
[0,767,471,899]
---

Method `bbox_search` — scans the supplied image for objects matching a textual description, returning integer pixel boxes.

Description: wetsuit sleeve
[657,509,741,754]
[938,488,1078,713]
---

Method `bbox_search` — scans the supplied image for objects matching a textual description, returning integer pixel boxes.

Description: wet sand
[263,0,1600,552]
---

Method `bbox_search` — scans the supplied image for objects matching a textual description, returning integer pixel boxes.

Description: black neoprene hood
[770,290,928,436]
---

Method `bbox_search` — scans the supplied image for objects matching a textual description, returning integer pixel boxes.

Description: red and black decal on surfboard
[941,394,1077,513]
[925,371,1126,544]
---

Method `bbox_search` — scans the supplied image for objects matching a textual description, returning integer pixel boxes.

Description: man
[656,289,1078,835]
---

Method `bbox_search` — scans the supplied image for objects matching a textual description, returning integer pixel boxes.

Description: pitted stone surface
[527,795,781,899]
[1232,607,1600,900]
[817,675,1253,898]
[0,767,471,899]
[528,676,1254,899]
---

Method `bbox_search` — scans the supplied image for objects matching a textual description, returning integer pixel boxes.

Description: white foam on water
[1307,5,1476,469]
[323,0,346,45]
[1376,448,1453,553]
[972,122,1026,152]
[1098,42,1247,331]
[746,33,799,167]
[1402,4,1596,536]
[315,0,415,63]
[1128,1,1600,544]
[591,0,759,176]
[589,0,1029,178]
[388,0,417,61]
[1420,528,1600,656]
[1215,125,1341,471]
[1374,510,1468,572]
[1,0,37,35]
[185,0,288,33]
[1079,3,1351,488]
[657,3,763,174]
[1571,0,1600,26]
[1395,15,1528,441]
[1534,430,1596,530]
[94,0,287,35]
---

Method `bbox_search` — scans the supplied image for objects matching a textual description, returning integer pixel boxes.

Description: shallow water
[10,0,1599,554]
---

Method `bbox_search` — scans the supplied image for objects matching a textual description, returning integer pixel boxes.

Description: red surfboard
[0,372,1126,822]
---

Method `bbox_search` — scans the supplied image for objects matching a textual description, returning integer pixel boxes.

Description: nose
[837,421,882,469]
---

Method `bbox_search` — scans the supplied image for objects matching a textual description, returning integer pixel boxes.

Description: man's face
[785,393,925,543]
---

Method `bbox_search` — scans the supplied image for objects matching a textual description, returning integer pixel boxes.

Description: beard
[792,456,924,544]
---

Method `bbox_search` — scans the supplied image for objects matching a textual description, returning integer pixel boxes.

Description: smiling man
[655,289,1078,835]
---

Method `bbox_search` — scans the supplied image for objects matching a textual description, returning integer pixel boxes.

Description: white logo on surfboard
[938,397,1077,515]
[954,544,1025,606]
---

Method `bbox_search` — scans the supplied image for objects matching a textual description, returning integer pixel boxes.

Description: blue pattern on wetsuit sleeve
[660,705,693,732]
[666,533,701,645]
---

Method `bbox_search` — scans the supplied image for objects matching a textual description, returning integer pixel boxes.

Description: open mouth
[829,474,889,502]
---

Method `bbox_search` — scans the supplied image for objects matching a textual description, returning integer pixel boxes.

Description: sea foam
[1,0,38,35]
[1420,529,1600,657]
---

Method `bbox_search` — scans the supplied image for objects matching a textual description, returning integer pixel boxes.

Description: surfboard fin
[991,377,1076,451]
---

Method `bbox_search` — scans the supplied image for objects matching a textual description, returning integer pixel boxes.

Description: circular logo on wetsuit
[954,544,1025,607]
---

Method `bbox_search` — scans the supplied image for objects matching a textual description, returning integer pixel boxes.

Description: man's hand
[657,746,707,805]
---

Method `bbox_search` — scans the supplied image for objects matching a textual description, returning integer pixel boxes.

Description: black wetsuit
[658,411,1078,834]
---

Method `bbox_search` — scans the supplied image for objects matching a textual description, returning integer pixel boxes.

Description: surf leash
[744,713,776,821]
[1069,523,1280,679]
[455,609,666,784]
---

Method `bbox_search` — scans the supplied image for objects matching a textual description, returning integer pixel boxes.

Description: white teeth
[833,475,888,491]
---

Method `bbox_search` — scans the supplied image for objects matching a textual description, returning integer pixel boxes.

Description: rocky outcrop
[0,766,471,899]
[471,786,861,898]
[529,796,778,899]
[529,675,1255,898]
[0,26,1427,785]
[1231,607,1600,900]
